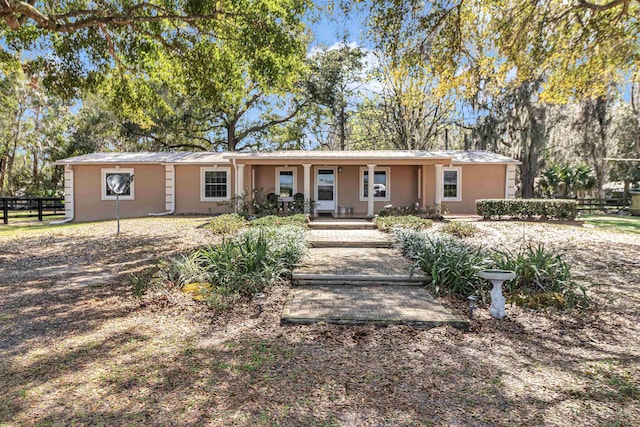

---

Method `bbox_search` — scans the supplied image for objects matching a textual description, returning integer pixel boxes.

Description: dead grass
[1,217,639,426]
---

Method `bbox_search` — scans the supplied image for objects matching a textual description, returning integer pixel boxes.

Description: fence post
[37,198,43,221]
[2,198,7,225]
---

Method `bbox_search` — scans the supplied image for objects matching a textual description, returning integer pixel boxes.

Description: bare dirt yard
[1,217,639,426]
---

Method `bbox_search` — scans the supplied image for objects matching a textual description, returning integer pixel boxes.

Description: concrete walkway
[281,219,468,329]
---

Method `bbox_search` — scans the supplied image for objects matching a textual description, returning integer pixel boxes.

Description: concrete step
[292,273,428,286]
[281,285,469,330]
[308,240,392,248]
[309,221,376,230]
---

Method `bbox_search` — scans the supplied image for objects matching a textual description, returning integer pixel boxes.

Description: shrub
[375,215,433,232]
[130,267,159,297]
[159,226,307,309]
[393,228,431,259]
[395,230,491,299]
[378,204,443,220]
[476,199,577,220]
[440,221,478,238]
[158,252,209,290]
[492,244,589,308]
[250,214,309,228]
[207,213,247,235]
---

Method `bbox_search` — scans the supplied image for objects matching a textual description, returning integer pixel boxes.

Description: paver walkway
[307,229,392,247]
[295,247,412,276]
[281,220,468,329]
[282,285,467,328]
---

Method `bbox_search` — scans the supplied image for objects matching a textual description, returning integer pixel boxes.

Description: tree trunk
[227,121,237,151]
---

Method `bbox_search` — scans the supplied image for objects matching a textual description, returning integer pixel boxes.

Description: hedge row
[476,199,578,220]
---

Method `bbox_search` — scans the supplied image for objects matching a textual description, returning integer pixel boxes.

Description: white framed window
[101,168,134,200]
[359,167,390,201]
[275,167,297,201]
[442,167,462,202]
[200,167,231,201]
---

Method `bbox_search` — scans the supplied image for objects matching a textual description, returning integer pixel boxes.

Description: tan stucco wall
[73,164,165,222]
[174,165,235,215]
[336,165,421,214]
[252,165,305,199]
[70,160,509,220]
[250,164,421,214]
[441,164,506,214]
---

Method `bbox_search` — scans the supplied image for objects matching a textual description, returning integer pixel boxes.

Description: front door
[315,168,336,211]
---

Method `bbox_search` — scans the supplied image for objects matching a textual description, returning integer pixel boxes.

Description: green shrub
[378,204,443,219]
[476,199,577,220]
[250,214,309,228]
[393,229,588,310]
[492,244,589,308]
[207,213,247,235]
[159,226,307,309]
[129,267,159,297]
[395,230,491,299]
[440,221,478,238]
[158,252,209,290]
[375,215,433,232]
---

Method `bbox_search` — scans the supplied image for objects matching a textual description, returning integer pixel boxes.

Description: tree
[573,95,613,198]
[610,103,640,195]
[365,0,639,102]
[305,44,366,150]
[0,66,71,195]
[1,0,312,127]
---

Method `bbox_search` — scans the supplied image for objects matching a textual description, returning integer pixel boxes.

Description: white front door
[315,168,336,211]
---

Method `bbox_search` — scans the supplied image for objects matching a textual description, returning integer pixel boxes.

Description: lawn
[1,217,639,426]
[582,214,640,234]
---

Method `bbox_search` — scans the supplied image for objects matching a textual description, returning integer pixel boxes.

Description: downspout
[51,164,74,224]
[149,163,176,216]
[232,158,237,214]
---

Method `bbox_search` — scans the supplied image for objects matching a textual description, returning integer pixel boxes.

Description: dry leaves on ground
[0,217,639,426]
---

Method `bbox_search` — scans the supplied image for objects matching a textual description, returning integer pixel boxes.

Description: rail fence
[576,198,630,213]
[0,197,65,224]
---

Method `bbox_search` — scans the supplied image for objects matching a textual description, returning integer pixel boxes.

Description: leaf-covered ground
[1,217,639,426]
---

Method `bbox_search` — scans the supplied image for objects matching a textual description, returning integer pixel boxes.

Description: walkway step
[309,240,392,248]
[281,285,469,330]
[292,273,427,286]
[309,221,376,230]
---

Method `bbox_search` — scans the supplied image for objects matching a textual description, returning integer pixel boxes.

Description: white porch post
[367,163,376,218]
[434,164,443,211]
[302,163,311,213]
[236,164,245,210]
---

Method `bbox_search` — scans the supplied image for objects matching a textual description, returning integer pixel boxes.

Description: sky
[305,1,372,50]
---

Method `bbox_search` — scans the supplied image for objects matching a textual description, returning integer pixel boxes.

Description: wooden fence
[576,198,630,213]
[0,197,65,224]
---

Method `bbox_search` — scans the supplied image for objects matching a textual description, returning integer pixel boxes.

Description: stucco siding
[73,164,165,222]
[174,165,235,215]
[442,164,507,214]
[336,165,420,214]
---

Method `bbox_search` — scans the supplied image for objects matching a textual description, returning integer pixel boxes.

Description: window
[442,167,461,201]
[275,168,297,200]
[200,167,231,201]
[101,168,134,200]
[359,167,390,201]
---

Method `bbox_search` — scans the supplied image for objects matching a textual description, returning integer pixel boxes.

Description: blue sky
[306,1,372,49]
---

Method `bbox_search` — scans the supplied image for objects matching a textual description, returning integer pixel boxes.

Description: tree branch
[1,1,244,33]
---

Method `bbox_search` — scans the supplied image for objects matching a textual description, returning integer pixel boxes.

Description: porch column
[434,163,443,211]
[236,164,245,209]
[302,163,311,213]
[367,163,376,217]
